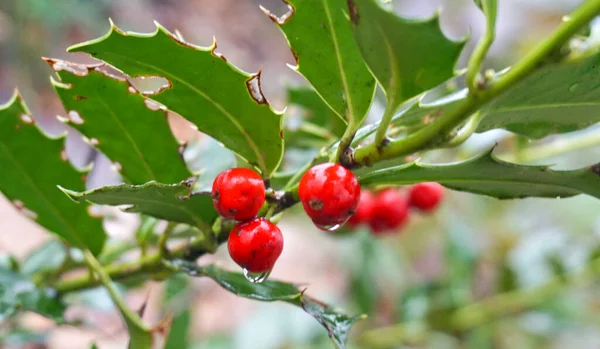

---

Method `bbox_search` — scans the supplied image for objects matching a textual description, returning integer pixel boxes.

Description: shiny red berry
[368,189,409,235]
[211,168,265,221]
[298,162,361,230]
[409,182,444,212]
[228,218,284,273]
[347,190,376,227]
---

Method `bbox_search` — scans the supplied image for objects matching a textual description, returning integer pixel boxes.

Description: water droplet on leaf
[243,268,271,283]
[569,83,580,92]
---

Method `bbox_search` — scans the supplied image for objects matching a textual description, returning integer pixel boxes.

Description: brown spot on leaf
[290,48,299,66]
[347,0,359,24]
[246,69,268,105]
[43,57,97,76]
[75,95,86,101]
[178,142,187,156]
[15,124,20,130]
[279,130,284,139]
[260,1,295,25]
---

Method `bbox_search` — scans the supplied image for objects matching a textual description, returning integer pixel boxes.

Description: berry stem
[466,0,497,94]
[353,0,600,167]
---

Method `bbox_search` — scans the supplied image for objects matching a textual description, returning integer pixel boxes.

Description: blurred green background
[2,0,600,348]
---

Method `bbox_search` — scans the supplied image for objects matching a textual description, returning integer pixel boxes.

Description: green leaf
[168,261,365,348]
[386,51,600,139]
[0,267,66,322]
[347,0,465,110]
[21,240,67,275]
[0,93,106,255]
[263,0,375,126]
[477,52,600,138]
[284,87,347,149]
[49,59,191,184]
[164,275,191,349]
[68,22,284,176]
[60,179,217,231]
[358,149,600,199]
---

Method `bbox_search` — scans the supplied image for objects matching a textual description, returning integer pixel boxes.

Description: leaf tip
[57,186,84,203]
[210,37,228,63]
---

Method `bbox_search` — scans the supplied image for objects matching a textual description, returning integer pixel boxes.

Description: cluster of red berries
[347,182,444,235]
[212,163,443,279]
[212,168,283,277]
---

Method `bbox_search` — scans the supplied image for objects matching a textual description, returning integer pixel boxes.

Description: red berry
[212,168,265,221]
[298,162,361,230]
[228,218,284,273]
[368,189,409,235]
[408,182,444,212]
[347,190,376,227]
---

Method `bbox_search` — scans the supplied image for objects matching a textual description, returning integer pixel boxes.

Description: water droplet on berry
[243,268,271,283]
[315,223,342,232]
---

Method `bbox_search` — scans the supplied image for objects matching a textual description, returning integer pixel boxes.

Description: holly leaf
[60,179,217,231]
[358,149,600,199]
[0,93,106,255]
[168,261,365,349]
[376,50,600,139]
[49,59,191,184]
[263,0,375,125]
[0,266,66,322]
[347,0,465,111]
[284,87,347,149]
[477,51,600,138]
[68,22,284,176]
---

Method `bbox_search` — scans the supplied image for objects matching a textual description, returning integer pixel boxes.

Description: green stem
[82,249,148,331]
[335,124,358,165]
[374,102,398,147]
[159,222,177,257]
[54,232,219,294]
[354,0,600,166]
[466,0,497,93]
[499,127,600,163]
[445,112,484,147]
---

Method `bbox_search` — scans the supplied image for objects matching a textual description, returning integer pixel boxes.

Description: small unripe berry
[298,162,361,230]
[228,218,284,273]
[368,189,409,234]
[347,190,376,227]
[212,168,265,221]
[408,182,444,212]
